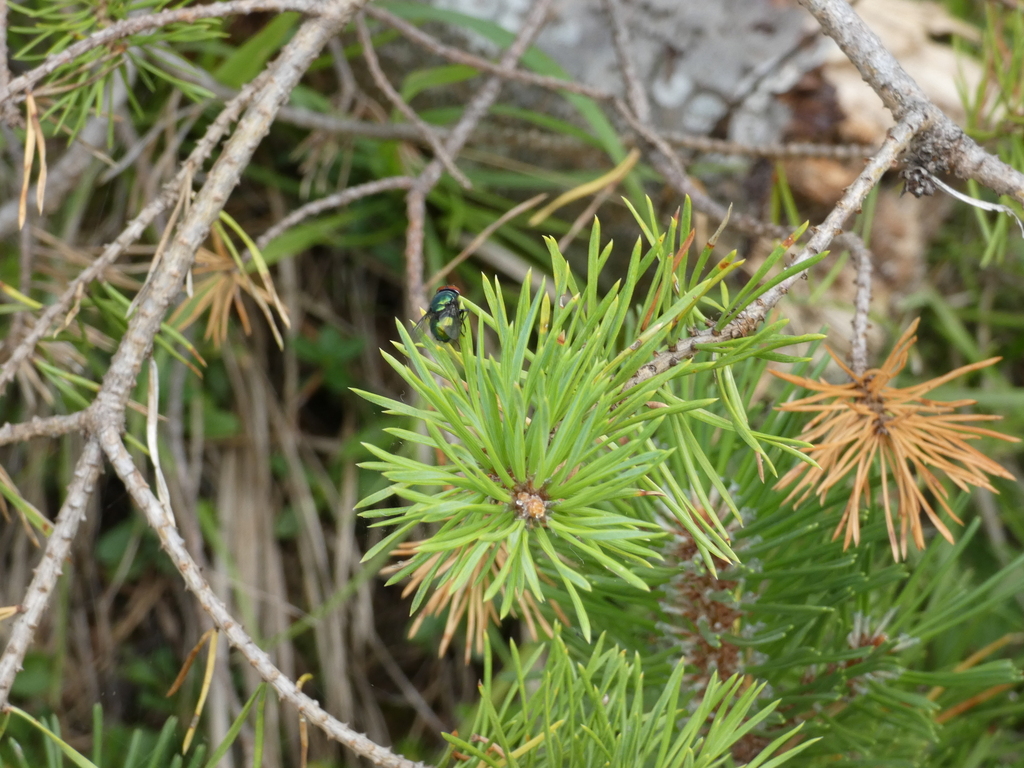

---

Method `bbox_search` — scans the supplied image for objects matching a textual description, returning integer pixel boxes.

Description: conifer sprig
[357,201,821,655]
[441,629,814,768]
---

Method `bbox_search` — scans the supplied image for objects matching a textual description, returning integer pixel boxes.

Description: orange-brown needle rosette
[772,319,1019,560]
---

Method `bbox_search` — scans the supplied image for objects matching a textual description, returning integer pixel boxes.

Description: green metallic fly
[416,285,466,343]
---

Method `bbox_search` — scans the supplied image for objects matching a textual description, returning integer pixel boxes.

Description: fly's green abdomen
[420,286,465,343]
[430,314,458,342]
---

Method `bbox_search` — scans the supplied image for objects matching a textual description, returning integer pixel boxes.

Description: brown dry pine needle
[385,539,568,664]
[772,319,1019,561]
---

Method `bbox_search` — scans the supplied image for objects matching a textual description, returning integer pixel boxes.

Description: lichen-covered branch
[0,412,86,446]
[798,0,1024,205]
[624,112,926,390]
[850,236,874,376]
[0,440,103,709]
[96,425,425,768]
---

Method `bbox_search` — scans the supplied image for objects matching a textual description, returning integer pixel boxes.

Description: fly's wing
[431,306,462,343]
[412,310,432,339]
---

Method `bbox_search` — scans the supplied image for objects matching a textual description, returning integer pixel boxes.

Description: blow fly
[416,285,466,343]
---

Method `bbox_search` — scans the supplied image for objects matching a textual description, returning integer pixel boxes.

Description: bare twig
[9,203,33,344]
[0,0,324,108]
[287,111,874,164]
[403,206,428,319]
[622,103,789,238]
[604,0,880,287]
[664,132,875,161]
[0,440,104,709]
[603,0,881,294]
[849,236,873,376]
[603,0,650,123]
[254,176,415,251]
[355,14,471,189]
[799,0,1024,205]
[368,630,448,736]
[601,0,788,243]
[0,412,87,446]
[404,0,553,321]
[327,37,359,115]
[97,425,425,768]
[144,46,430,144]
[99,101,206,184]
[0,0,8,91]
[284,109,427,138]
[624,112,926,391]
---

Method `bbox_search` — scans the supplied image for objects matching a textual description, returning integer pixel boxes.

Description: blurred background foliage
[1,0,1023,766]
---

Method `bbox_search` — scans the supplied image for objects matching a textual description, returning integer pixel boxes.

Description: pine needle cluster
[773,318,1019,560]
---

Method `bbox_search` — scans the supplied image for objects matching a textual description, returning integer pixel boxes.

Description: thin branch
[143,46,432,144]
[404,0,553,321]
[558,182,616,252]
[355,14,471,189]
[616,99,787,240]
[368,629,448,736]
[664,132,875,161]
[601,0,788,242]
[405,190,429,322]
[850,236,873,376]
[0,68,273,397]
[96,425,425,768]
[0,0,324,108]
[624,112,927,391]
[327,37,358,115]
[255,176,415,251]
[99,101,206,184]
[603,0,650,123]
[0,412,87,446]
[0,0,14,126]
[0,0,8,90]
[9,195,34,344]
[364,5,610,101]
[603,0,883,294]
[427,193,546,287]
[798,0,1024,205]
[0,439,104,710]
